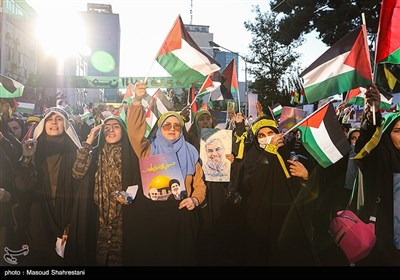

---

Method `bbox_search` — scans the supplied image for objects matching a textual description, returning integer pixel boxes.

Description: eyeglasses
[161,123,182,132]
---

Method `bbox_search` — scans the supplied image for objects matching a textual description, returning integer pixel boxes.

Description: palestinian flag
[345,87,393,111]
[156,15,220,85]
[199,103,208,110]
[185,84,197,131]
[221,59,237,101]
[122,83,134,104]
[271,103,282,117]
[300,25,372,104]
[379,90,393,111]
[16,101,35,114]
[376,0,400,64]
[145,91,159,137]
[144,89,174,137]
[297,103,350,168]
[196,74,221,100]
[0,74,24,98]
[209,72,225,101]
[189,84,197,113]
[21,122,37,144]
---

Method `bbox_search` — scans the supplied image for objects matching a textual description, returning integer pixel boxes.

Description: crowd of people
[0,82,399,266]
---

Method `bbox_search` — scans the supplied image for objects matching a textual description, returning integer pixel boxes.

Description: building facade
[184,23,247,112]
[0,0,37,100]
[80,3,120,102]
[185,24,214,58]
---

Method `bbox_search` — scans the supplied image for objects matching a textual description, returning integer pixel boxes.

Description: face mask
[258,135,274,149]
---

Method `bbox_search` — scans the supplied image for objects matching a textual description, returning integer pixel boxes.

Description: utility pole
[190,0,193,24]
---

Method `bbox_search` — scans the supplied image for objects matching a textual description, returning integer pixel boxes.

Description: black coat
[239,143,316,265]
[357,116,400,265]
[66,118,142,266]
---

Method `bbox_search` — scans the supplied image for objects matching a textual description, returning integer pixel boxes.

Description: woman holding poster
[126,81,206,266]
[187,109,245,265]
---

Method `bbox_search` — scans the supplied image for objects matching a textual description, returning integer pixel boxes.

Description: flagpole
[267,106,276,122]
[190,94,198,106]
[238,58,243,114]
[362,12,376,125]
[282,101,332,137]
[143,60,156,84]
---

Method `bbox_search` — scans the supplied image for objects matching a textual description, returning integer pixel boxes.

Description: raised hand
[86,124,104,145]
[134,81,147,101]
[256,101,263,116]
[235,112,244,123]
[22,139,37,157]
[365,84,380,111]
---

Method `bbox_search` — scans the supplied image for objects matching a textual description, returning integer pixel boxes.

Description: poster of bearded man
[200,128,232,182]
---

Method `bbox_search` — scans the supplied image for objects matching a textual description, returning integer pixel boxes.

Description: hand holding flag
[133,81,147,102]
[364,84,381,126]
[21,123,37,145]
[283,102,350,168]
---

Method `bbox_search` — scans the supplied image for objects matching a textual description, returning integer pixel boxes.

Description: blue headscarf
[151,113,199,178]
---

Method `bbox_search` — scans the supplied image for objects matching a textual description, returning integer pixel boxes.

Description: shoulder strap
[346,168,378,223]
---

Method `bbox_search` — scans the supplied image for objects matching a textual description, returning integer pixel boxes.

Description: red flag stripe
[376,0,400,63]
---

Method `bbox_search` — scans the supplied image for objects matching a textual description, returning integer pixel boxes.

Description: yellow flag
[384,66,398,90]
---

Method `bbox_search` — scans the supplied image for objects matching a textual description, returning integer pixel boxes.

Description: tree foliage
[244,6,303,108]
[270,0,380,46]
[164,88,187,111]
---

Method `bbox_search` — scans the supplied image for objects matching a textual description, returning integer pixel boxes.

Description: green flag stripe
[0,87,24,98]
[298,105,349,168]
[299,126,333,167]
[381,48,400,64]
[347,97,392,110]
[157,53,206,85]
[304,71,371,103]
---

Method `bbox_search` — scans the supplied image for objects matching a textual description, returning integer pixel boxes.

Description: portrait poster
[139,152,186,201]
[278,106,307,133]
[200,129,232,182]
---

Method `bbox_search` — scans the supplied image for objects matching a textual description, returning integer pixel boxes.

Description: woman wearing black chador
[239,116,316,266]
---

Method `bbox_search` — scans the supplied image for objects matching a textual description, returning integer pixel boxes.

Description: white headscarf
[33,107,82,148]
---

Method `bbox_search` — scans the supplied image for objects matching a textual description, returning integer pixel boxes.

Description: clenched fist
[22,139,37,157]
[365,84,380,111]
[134,81,147,101]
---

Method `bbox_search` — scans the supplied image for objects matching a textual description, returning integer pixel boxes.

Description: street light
[209,41,248,116]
